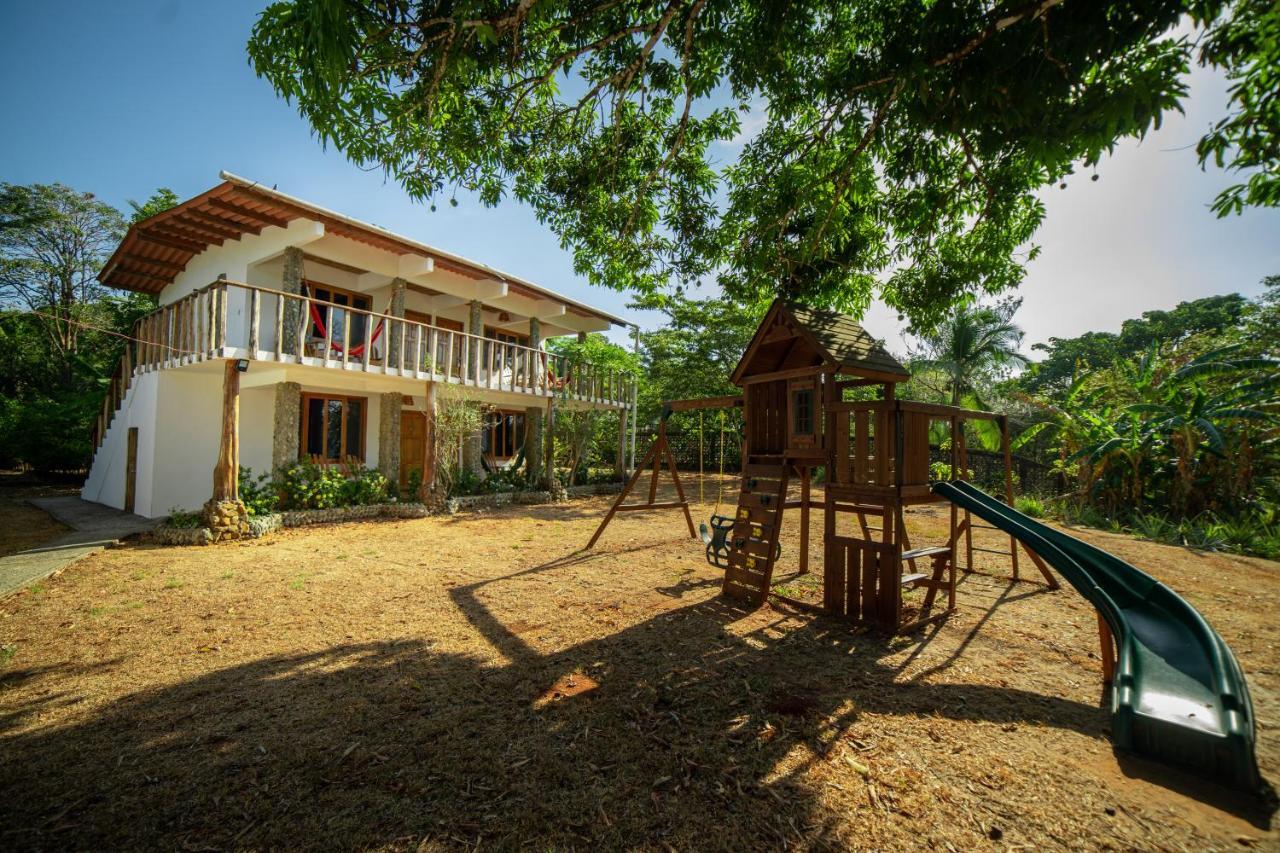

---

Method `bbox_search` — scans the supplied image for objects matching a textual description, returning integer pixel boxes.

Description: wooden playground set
[587,299,1057,634]
[587,299,1260,790]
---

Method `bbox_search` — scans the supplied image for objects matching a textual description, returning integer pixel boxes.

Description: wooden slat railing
[91,279,633,453]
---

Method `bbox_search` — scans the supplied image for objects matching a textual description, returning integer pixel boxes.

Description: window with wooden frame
[303,281,372,344]
[486,326,529,347]
[482,410,526,459]
[792,388,814,436]
[300,393,367,463]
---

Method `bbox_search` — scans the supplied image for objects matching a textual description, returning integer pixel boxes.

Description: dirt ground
[0,472,74,557]
[1,480,1277,851]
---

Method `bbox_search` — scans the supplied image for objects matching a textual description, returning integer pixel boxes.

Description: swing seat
[700,514,735,569]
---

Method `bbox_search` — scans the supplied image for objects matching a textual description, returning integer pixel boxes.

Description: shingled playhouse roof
[731,299,910,384]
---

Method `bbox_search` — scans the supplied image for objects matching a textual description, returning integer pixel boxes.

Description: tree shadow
[1,551,1270,848]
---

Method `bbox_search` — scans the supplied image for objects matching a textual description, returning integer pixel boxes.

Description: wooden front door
[400,411,427,492]
[124,427,139,513]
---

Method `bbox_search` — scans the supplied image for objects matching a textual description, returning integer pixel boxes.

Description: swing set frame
[585,395,742,550]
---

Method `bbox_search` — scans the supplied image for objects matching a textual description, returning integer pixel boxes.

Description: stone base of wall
[149,485,622,546]
[280,502,435,528]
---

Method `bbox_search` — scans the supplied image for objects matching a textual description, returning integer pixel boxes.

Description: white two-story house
[82,173,635,518]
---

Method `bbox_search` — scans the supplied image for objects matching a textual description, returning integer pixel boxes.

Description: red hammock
[547,362,573,390]
[308,301,386,358]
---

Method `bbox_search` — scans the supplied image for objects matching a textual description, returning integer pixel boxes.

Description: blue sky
[2,2,1277,354]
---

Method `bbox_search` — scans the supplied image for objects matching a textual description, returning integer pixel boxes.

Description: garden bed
[151,483,627,545]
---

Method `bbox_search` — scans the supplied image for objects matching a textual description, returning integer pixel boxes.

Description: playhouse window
[793,389,814,435]
[300,393,366,463]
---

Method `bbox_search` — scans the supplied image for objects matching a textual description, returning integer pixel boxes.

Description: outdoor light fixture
[235,358,250,373]
[498,311,511,322]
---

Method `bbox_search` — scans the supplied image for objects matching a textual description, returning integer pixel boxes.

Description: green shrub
[238,466,279,517]
[929,460,974,482]
[1129,511,1178,544]
[1013,495,1046,518]
[404,468,424,501]
[341,467,390,505]
[166,508,202,529]
[278,460,347,510]
[449,468,483,497]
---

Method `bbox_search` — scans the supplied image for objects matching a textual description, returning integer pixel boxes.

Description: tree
[908,299,1027,405]
[0,183,126,382]
[1197,0,1280,216]
[635,294,763,416]
[128,187,180,223]
[1022,292,1254,397]
[248,1,1270,324]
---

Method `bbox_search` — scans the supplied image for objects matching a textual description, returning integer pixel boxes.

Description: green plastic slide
[933,480,1260,791]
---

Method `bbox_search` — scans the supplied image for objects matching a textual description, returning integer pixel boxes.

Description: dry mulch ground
[1,482,1277,851]
[0,472,74,557]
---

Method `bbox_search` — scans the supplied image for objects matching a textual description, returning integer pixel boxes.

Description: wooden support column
[1000,414,1021,580]
[798,466,811,575]
[212,359,240,502]
[204,359,250,540]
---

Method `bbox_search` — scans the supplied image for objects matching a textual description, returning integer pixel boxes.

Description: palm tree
[912,300,1028,405]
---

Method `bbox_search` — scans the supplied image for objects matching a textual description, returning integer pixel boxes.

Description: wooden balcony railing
[92,278,634,451]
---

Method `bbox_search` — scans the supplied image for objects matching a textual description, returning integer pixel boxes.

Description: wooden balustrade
[91,279,633,453]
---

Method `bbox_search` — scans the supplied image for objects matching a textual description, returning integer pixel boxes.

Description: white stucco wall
[81,370,160,515]
[83,363,389,518]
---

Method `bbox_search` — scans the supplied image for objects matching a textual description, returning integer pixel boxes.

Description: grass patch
[163,578,185,590]
[0,644,16,667]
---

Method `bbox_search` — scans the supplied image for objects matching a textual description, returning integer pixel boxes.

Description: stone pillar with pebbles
[281,246,304,356]
[272,381,301,473]
[379,391,403,487]
[463,299,484,475]
[388,278,407,363]
[524,316,543,479]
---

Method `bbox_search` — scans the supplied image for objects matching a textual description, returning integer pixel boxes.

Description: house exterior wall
[82,370,160,515]
[89,196,630,518]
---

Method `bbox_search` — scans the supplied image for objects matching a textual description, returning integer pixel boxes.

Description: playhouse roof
[730,299,910,384]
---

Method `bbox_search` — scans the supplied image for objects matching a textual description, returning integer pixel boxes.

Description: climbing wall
[721,463,791,606]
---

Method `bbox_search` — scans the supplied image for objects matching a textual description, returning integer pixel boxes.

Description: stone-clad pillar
[272,381,302,472]
[281,247,304,356]
[463,299,484,475]
[379,391,403,486]
[388,278,407,363]
[524,316,543,478]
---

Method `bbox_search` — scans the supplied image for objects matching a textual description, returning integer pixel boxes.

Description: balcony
[128,279,633,405]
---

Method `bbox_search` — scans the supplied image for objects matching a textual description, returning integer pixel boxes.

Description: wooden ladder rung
[900,573,929,586]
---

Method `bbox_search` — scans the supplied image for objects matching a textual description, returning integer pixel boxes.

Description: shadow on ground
[1,548,1272,848]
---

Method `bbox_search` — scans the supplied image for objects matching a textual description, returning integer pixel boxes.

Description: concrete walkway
[0,497,158,598]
